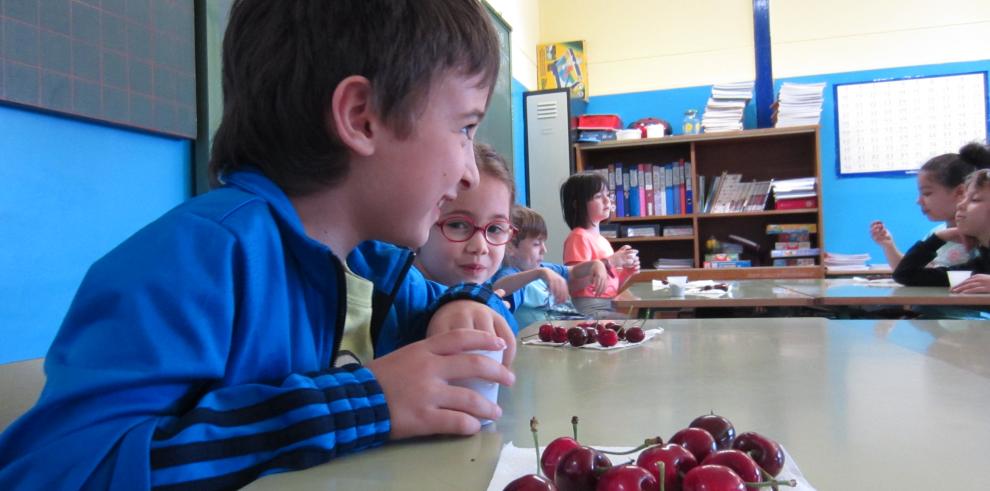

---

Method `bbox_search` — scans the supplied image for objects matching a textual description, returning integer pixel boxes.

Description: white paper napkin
[521,328,663,351]
[487,442,816,491]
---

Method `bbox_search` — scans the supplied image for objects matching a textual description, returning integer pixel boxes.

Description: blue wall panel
[583,59,989,262]
[0,104,191,363]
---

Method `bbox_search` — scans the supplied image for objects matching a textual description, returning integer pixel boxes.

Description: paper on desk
[848,277,901,287]
[652,279,721,291]
[487,442,816,491]
[521,328,663,351]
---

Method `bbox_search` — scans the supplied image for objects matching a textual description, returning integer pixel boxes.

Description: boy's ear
[954,183,967,200]
[329,75,378,157]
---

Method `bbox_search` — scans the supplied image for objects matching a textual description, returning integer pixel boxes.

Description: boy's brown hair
[509,205,548,246]
[210,0,501,196]
[475,142,515,206]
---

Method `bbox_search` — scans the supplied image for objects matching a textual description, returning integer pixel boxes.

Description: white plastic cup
[669,283,686,296]
[947,270,972,288]
[450,349,504,425]
[667,275,688,285]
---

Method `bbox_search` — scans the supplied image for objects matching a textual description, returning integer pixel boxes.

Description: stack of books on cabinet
[767,224,819,266]
[773,82,826,127]
[574,126,824,278]
[701,81,754,133]
[771,177,818,210]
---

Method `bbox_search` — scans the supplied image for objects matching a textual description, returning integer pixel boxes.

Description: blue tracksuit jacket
[0,168,514,490]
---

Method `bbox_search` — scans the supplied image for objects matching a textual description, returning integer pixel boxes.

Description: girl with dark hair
[559,172,641,318]
[871,142,990,268]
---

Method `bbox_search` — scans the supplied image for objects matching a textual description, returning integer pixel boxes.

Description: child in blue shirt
[0,1,516,489]
[492,206,608,327]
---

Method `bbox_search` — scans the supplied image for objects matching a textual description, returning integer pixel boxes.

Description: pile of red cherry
[536,321,646,348]
[504,413,798,491]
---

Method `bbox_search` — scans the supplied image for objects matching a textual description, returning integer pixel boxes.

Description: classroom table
[245,318,990,490]
[613,279,816,317]
[777,278,990,307]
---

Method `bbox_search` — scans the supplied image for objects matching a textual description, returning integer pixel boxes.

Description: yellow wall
[537,0,990,96]
[485,0,541,89]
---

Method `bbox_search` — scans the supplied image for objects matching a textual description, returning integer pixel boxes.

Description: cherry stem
[530,417,542,477]
[571,415,579,441]
[748,478,798,488]
[620,306,635,328]
[595,437,663,455]
[657,461,666,491]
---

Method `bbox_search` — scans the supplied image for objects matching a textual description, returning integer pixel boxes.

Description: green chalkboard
[193,1,513,194]
[475,3,514,172]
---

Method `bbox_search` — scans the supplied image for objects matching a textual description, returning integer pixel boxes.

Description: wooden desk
[777,278,990,307]
[824,267,893,277]
[614,279,816,317]
[245,319,990,490]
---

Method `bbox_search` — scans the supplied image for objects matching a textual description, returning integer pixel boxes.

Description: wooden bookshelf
[575,126,824,278]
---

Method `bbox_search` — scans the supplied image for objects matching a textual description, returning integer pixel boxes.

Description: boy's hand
[426,300,516,366]
[950,274,990,294]
[365,329,514,439]
[539,268,571,303]
[588,260,608,296]
[870,220,894,246]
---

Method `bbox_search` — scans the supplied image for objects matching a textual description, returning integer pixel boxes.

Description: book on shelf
[606,165,617,216]
[770,248,820,258]
[685,161,694,213]
[705,253,740,262]
[774,232,811,243]
[614,163,626,218]
[775,196,818,210]
[642,164,654,216]
[704,259,753,268]
[653,165,665,216]
[653,257,694,269]
[623,224,659,238]
[709,173,743,213]
[637,164,647,217]
[742,181,772,211]
[600,223,620,238]
[772,257,816,266]
[766,223,817,234]
[774,241,812,250]
[662,225,694,237]
[628,166,640,217]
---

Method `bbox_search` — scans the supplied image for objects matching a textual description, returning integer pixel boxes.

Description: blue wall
[583,59,990,262]
[1,104,191,363]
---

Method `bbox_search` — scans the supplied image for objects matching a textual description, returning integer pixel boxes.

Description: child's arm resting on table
[892,234,949,286]
[492,267,570,301]
[567,259,608,296]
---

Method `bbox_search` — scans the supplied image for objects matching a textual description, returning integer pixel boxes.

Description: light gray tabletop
[777,278,990,306]
[614,279,815,315]
[246,318,990,490]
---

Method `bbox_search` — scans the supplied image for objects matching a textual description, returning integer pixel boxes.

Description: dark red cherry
[567,327,587,347]
[625,327,645,343]
[541,437,580,479]
[584,327,598,343]
[689,413,735,450]
[539,324,555,342]
[505,473,558,491]
[597,329,618,347]
[555,446,612,491]
[701,450,760,486]
[636,443,698,491]
[731,432,784,477]
[596,464,658,491]
[682,465,746,491]
[669,428,717,464]
[552,326,568,343]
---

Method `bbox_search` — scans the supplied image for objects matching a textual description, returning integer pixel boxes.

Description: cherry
[584,327,598,343]
[555,446,612,491]
[542,437,581,479]
[539,323,555,342]
[568,327,588,347]
[596,464,658,491]
[625,327,645,343]
[669,428,717,464]
[700,450,761,487]
[635,443,698,491]
[597,329,619,347]
[682,465,746,491]
[606,322,621,330]
[505,474,558,491]
[689,413,735,450]
[552,326,568,343]
[731,432,784,477]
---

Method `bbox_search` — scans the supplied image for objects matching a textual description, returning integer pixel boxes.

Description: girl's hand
[538,268,570,303]
[870,220,894,246]
[609,245,639,269]
[950,274,990,294]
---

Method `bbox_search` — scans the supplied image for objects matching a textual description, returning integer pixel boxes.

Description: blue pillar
[753,0,774,128]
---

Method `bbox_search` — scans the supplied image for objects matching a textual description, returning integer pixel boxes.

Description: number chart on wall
[835,72,988,176]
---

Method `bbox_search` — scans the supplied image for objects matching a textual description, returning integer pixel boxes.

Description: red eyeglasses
[435,216,517,245]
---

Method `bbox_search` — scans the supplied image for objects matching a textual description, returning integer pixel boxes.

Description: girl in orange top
[560,172,640,318]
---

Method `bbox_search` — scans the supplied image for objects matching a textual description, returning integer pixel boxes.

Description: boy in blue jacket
[0,1,516,489]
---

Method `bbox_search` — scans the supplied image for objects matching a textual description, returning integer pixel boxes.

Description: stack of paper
[771,177,816,200]
[774,82,826,127]
[824,252,871,271]
[702,81,753,132]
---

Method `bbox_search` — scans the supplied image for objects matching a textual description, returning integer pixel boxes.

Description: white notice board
[835,72,988,175]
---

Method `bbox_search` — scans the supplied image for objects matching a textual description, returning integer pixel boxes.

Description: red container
[575,114,623,130]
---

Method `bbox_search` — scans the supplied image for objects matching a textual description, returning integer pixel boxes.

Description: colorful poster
[537,40,589,101]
